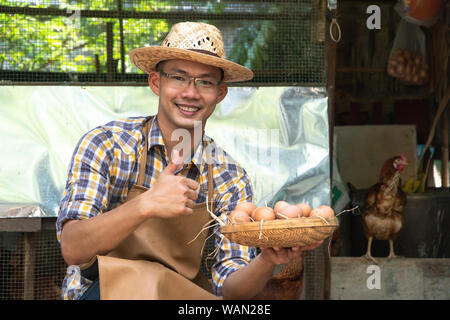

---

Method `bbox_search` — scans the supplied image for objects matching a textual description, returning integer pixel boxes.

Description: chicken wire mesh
[0,230,66,300]
[302,239,330,299]
[1,0,329,300]
[0,0,327,85]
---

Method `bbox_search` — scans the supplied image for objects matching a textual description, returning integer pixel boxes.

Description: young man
[57,22,320,300]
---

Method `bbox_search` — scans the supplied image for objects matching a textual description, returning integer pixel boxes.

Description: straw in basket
[220,216,339,248]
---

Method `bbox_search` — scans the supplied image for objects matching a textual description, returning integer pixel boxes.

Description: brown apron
[83,118,219,300]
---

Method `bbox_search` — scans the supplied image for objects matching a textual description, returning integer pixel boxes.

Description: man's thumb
[163,149,183,175]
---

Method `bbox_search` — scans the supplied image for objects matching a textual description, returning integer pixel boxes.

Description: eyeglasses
[159,71,221,92]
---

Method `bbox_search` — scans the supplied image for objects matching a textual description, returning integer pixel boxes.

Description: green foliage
[1,0,324,81]
[0,0,170,73]
[226,4,324,79]
[228,21,275,70]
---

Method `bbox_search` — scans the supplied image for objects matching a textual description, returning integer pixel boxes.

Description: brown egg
[273,200,289,213]
[311,205,335,219]
[229,210,251,223]
[252,207,276,221]
[277,204,302,219]
[296,203,312,217]
[234,202,257,215]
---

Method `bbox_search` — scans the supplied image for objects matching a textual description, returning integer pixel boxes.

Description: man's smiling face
[149,59,228,133]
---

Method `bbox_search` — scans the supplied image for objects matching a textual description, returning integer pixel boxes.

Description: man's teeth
[178,105,199,112]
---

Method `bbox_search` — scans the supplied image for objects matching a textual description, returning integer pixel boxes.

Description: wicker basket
[221,216,339,247]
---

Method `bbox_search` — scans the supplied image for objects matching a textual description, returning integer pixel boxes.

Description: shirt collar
[148,116,166,151]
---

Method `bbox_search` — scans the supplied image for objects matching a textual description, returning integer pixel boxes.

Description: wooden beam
[0,5,308,20]
[23,232,35,300]
[336,67,386,73]
[0,217,57,232]
[41,217,57,231]
[0,218,41,232]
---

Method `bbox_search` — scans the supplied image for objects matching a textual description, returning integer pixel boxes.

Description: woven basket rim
[221,216,338,234]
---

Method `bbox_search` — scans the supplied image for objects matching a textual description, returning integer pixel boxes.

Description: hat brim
[130,46,254,83]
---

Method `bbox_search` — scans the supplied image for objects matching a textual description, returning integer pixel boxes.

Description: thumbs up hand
[138,148,200,219]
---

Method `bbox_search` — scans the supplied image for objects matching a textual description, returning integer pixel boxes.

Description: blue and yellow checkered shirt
[56,116,257,299]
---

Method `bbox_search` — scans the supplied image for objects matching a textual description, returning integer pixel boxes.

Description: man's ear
[215,82,228,104]
[148,72,161,96]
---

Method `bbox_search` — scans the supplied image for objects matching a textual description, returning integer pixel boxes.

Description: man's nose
[180,79,202,99]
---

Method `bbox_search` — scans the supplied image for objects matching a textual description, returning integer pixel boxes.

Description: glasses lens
[195,79,215,88]
[163,72,217,92]
[170,74,187,85]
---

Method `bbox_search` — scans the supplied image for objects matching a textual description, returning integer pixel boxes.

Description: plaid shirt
[56,116,257,300]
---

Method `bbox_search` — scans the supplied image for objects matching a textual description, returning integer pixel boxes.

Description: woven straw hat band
[161,22,226,58]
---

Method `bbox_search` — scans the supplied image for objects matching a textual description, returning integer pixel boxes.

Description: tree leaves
[1,0,169,73]
[1,0,324,83]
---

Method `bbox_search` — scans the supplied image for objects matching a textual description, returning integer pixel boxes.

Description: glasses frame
[159,70,222,91]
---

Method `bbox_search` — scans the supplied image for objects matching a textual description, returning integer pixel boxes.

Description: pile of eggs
[228,201,335,224]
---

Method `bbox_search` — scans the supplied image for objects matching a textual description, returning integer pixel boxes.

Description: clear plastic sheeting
[0,204,46,218]
[0,86,329,218]
[208,87,330,208]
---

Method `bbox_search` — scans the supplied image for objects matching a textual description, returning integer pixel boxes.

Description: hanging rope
[328,10,341,43]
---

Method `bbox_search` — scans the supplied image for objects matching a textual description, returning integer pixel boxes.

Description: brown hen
[362,154,408,264]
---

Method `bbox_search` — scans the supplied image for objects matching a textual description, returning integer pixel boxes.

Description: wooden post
[442,109,449,187]
[106,22,114,82]
[325,3,337,300]
[23,232,35,300]
[304,0,336,301]
[95,54,100,74]
[118,0,125,74]
[311,0,326,43]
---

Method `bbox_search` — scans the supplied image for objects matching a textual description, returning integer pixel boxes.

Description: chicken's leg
[363,236,378,264]
[387,239,400,259]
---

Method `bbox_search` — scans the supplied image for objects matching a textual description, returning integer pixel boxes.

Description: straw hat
[130,21,254,83]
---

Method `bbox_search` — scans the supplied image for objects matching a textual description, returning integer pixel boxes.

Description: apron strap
[136,117,153,186]
[206,162,215,213]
